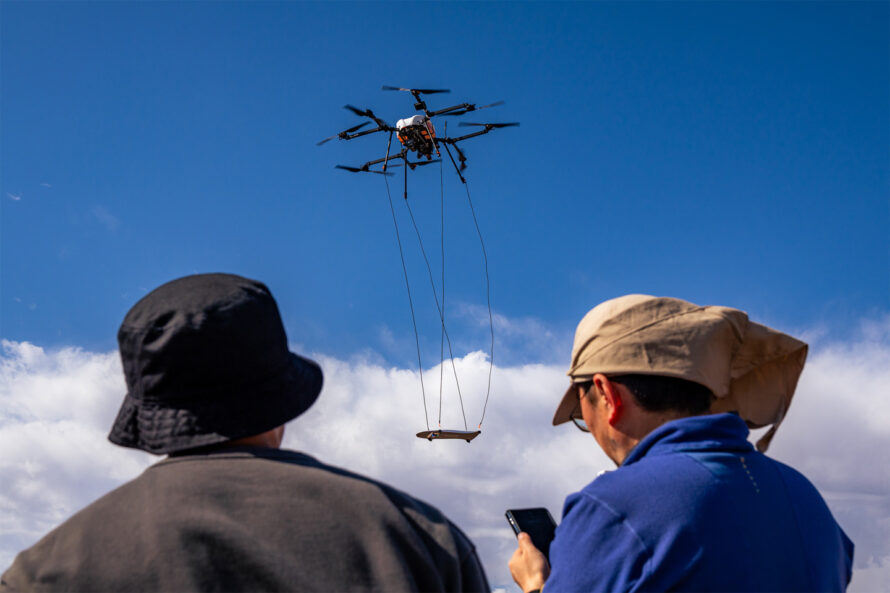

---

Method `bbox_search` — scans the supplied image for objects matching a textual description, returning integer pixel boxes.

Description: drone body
[318,86,518,190]
[395,115,439,159]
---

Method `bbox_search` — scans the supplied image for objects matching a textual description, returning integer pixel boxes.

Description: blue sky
[3,1,887,361]
[1,2,889,589]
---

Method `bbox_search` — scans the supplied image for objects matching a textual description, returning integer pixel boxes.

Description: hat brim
[109,352,323,455]
[552,383,578,426]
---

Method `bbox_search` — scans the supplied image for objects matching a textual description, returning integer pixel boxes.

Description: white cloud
[764,316,890,593]
[455,303,570,365]
[1,322,888,590]
[91,205,120,232]
[6,193,21,201]
[0,342,151,567]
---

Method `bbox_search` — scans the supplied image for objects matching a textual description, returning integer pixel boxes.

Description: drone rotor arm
[444,122,518,143]
[341,125,394,142]
[336,149,408,176]
[433,101,505,118]
[335,164,394,176]
[457,122,520,128]
[317,121,372,146]
[368,149,407,168]
[444,129,491,143]
[428,103,473,117]
[344,104,391,129]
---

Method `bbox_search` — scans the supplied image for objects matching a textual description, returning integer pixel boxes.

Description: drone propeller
[344,104,377,119]
[382,85,451,94]
[387,159,442,171]
[335,165,392,176]
[343,104,393,130]
[458,122,520,128]
[316,121,370,146]
[441,100,505,116]
[453,145,468,171]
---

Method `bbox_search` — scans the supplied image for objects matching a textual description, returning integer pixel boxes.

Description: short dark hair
[606,374,713,416]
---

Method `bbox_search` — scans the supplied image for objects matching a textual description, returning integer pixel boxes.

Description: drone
[319,86,511,443]
[318,86,518,197]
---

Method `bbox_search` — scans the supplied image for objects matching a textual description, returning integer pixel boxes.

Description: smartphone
[505,507,557,560]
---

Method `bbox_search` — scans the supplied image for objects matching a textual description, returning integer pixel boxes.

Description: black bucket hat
[109,273,323,455]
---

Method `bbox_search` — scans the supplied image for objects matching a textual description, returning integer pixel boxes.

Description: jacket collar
[622,412,753,466]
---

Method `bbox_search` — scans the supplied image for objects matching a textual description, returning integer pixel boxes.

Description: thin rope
[403,198,468,431]
[438,159,445,428]
[463,180,495,429]
[383,175,429,431]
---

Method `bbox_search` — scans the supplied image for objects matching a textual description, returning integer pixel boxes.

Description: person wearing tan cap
[509,295,854,592]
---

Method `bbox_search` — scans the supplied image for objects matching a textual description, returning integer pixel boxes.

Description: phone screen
[505,508,557,560]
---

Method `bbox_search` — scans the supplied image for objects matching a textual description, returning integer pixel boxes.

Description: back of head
[607,373,714,416]
[109,273,323,455]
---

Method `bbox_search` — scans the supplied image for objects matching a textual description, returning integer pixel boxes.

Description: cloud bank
[1,321,888,591]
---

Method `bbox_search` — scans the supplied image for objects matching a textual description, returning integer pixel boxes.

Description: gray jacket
[1,447,489,592]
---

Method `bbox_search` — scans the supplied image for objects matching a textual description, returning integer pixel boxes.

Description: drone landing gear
[416,429,481,443]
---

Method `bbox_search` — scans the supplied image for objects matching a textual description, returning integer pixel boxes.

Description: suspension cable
[463,179,495,429]
[383,175,429,431]
[438,159,445,427]
[403,198,468,431]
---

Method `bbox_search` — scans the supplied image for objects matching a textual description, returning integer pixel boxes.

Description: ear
[593,373,624,425]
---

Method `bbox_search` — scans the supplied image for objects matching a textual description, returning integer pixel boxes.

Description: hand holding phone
[505,507,557,560]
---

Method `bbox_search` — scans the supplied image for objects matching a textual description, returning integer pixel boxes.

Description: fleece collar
[622,413,754,467]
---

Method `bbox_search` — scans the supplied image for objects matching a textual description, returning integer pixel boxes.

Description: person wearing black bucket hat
[109,273,324,454]
[1,273,489,593]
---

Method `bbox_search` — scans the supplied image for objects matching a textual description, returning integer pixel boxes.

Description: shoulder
[764,455,825,496]
[2,448,489,591]
[0,469,156,590]
[582,449,717,513]
[245,450,489,590]
[761,455,854,554]
[547,486,652,592]
[178,448,477,550]
[546,455,721,593]
[301,456,479,554]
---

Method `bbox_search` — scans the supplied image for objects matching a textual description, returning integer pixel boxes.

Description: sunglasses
[570,380,594,432]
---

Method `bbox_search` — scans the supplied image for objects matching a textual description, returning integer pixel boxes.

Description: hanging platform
[416,429,481,442]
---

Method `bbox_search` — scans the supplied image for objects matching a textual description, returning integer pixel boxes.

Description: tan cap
[553,295,807,452]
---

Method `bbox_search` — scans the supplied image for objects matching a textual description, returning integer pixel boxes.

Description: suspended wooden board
[416,429,481,442]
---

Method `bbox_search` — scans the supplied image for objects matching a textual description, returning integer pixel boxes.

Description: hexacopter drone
[318,85,518,197]
[319,86,516,442]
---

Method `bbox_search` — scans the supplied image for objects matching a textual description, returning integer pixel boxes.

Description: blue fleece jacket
[545,413,853,592]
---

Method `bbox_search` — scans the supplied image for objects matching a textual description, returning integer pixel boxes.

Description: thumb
[518,532,539,552]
